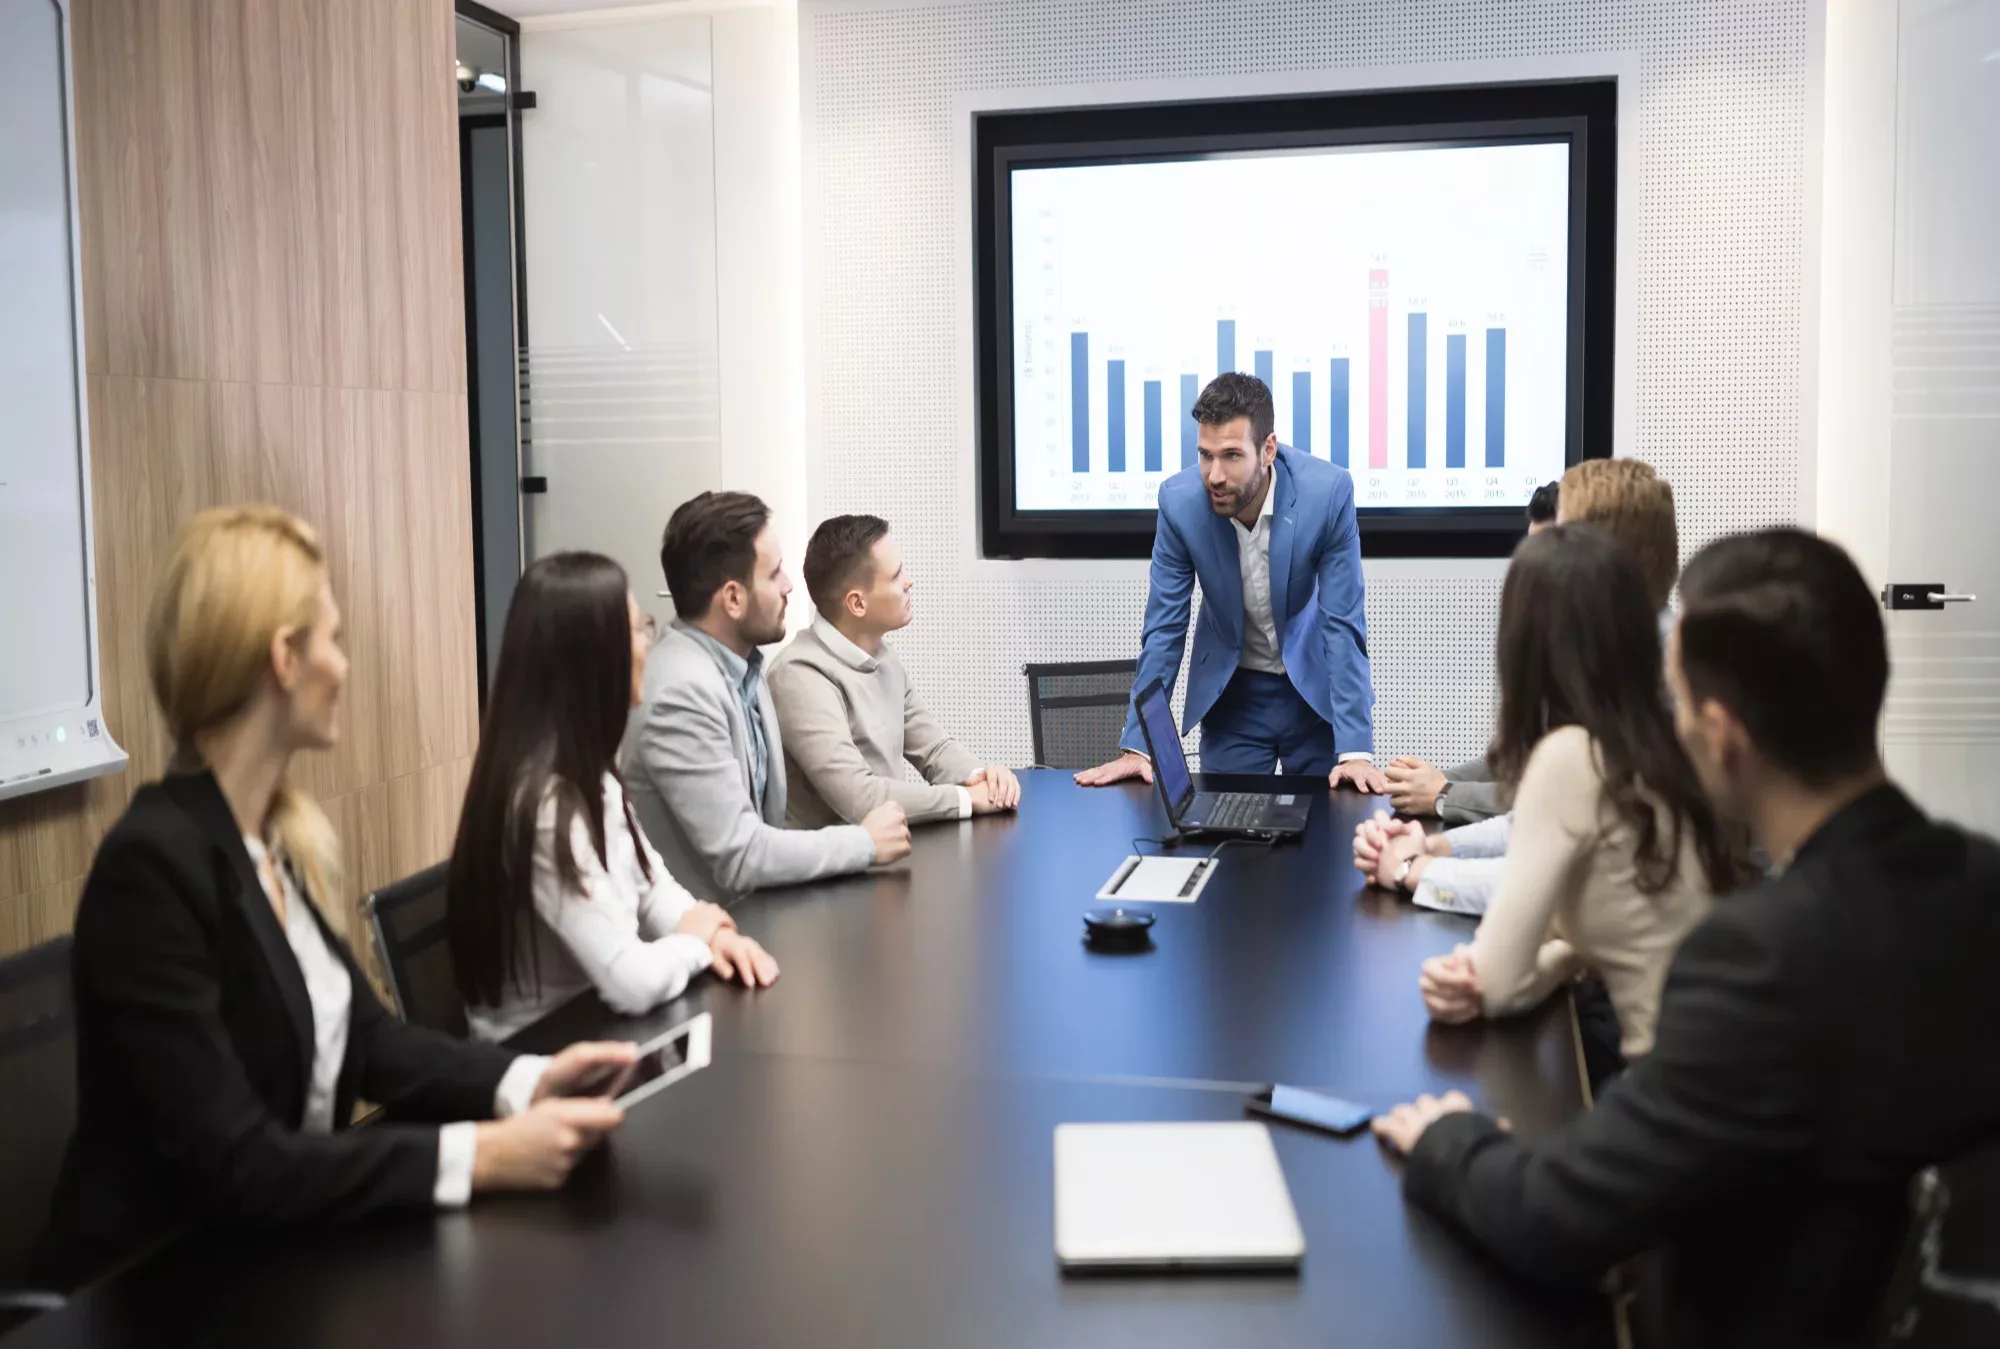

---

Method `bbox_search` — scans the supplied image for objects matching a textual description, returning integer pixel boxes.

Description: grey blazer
[1439,756,1506,826]
[621,625,874,899]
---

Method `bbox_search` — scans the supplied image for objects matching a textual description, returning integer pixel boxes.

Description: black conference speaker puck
[1082,905,1156,951]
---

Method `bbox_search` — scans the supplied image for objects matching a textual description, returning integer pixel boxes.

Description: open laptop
[1131,679,1310,838]
[1054,1121,1306,1271]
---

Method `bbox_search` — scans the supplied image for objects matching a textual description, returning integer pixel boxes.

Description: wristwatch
[1395,854,1419,891]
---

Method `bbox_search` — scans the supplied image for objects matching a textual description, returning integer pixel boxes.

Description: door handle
[1881,584,1978,611]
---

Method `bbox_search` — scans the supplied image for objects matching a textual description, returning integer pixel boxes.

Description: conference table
[8,772,1619,1349]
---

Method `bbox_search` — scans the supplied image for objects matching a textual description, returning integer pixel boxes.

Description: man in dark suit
[1075,373,1386,793]
[1371,527,2000,1347]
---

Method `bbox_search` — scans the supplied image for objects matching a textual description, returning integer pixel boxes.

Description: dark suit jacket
[1403,784,2000,1347]
[33,772,515,1290]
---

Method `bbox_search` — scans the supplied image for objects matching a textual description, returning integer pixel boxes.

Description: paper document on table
[1095,854,1218,904]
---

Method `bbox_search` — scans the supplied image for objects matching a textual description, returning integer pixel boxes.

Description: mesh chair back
[0,936,75,1289]
[1024,660,1139,771]
[362,863,467,1037]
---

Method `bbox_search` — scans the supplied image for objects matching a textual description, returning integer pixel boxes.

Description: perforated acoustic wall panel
[801,0,1809,773]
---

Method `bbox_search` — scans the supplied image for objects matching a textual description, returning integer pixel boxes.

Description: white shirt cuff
[436,1055,553,1209]
[435,1122,478,1208]
[954,786,972,819]
[1337,752,1373,764]
[495,1054,551,1118]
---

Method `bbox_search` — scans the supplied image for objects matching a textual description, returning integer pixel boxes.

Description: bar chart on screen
[1010,142,1572,513]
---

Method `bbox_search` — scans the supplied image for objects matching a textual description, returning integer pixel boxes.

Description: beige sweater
[767,618,982,827]
[1469,725,1714,1057]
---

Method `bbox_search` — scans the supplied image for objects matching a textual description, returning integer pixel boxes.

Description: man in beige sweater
[768,516,1019,828]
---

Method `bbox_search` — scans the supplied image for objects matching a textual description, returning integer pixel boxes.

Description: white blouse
[244,836,544,1206]
[467,773,714,1043]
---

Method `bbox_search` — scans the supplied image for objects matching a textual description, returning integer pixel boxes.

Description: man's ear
[1700,698,1747,775]
[718,579,746,621]
[844,589,866,621]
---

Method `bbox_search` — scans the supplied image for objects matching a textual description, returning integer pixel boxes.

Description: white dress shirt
[243,837,546,1208]
[1227,465,1371,765]
[466,773,715,1043]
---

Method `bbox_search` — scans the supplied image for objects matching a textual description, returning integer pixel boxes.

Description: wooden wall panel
[0,0,477,957]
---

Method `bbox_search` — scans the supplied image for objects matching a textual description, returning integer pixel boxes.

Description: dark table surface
[10,773,1614,1349]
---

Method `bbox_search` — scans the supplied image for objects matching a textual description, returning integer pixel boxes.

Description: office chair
[1878,1143,2000,1346]
[361,863,468,1037]
[0,936,74,1331]
[1023,660,1139,771]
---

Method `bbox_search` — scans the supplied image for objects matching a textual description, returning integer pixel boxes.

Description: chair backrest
[0,936,76,1289]
[1023,660,1139,771]
[361,863,467,1037]
[1877,1142,2000,1346]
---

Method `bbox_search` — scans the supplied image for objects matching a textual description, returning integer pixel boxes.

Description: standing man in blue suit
[1077,373,1387,793]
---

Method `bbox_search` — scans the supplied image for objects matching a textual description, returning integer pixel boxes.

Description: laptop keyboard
[1202,793,1264,829]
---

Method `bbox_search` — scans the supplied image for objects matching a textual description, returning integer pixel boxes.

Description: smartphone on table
[1245,1084,1374,1136]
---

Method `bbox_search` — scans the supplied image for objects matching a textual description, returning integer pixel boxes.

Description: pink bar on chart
[1368,268,1389,469]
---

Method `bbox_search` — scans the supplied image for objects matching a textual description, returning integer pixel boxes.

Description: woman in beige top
[1378,525,1746,1057]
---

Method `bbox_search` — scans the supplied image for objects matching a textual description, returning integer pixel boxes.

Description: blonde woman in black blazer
[34,506,637,1290]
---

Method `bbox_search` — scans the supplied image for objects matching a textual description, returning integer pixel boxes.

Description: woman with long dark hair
[1375,525,1744,1057]
[449,552,778,1042]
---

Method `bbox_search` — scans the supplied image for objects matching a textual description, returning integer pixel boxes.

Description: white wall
[801,0,1816,768]
[1812,0,1895,583]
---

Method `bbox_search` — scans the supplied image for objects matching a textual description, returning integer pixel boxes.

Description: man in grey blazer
[621,491,912,899]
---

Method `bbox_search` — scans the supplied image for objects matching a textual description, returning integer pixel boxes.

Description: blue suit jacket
[1118,445,1374,757]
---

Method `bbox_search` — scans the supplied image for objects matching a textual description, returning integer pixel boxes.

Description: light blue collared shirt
[673,620,770,812]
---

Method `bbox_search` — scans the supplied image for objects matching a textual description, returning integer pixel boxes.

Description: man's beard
[1209,464,1268,517]
[743,594,788,647]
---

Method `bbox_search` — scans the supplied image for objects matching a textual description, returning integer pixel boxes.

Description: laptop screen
[1135,682,1194,814]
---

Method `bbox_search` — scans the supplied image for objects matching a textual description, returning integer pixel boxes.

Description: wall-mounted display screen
[975,81,1616,559]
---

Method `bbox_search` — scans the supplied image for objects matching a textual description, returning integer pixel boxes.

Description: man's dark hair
[1676,528,1887,785]
[1190,372,1275,450]
[803,514,890,620]
[1527,480,1561,526]
[659,491,771,620]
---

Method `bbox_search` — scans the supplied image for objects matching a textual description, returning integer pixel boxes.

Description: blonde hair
[147,505,343,922]
[1559,459,1680,612]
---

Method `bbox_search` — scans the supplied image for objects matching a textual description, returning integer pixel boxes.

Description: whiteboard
[0,0,125,800]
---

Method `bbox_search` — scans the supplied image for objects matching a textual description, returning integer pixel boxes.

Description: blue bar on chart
[1291,371,1311,451]
[1254,350,1273,391]
[1143,379,1162,472]
[1328,358,1350,468]
[1216,320,1235,377]
[1071,333,1089,473]
[1107,359,1126,473]
[1407,313,1428,469]
[1180,374,1199,467]
[1485,328,1506,468]
[1445,333,1467,469]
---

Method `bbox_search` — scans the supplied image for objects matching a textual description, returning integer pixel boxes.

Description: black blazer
[1403,785,2000,1347]
[33,772,515,1290]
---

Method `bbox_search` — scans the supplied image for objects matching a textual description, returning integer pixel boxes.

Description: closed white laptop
[1053,1121,1306,1271]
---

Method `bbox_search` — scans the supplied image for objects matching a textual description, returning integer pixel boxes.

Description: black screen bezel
[974,80,1617,560]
